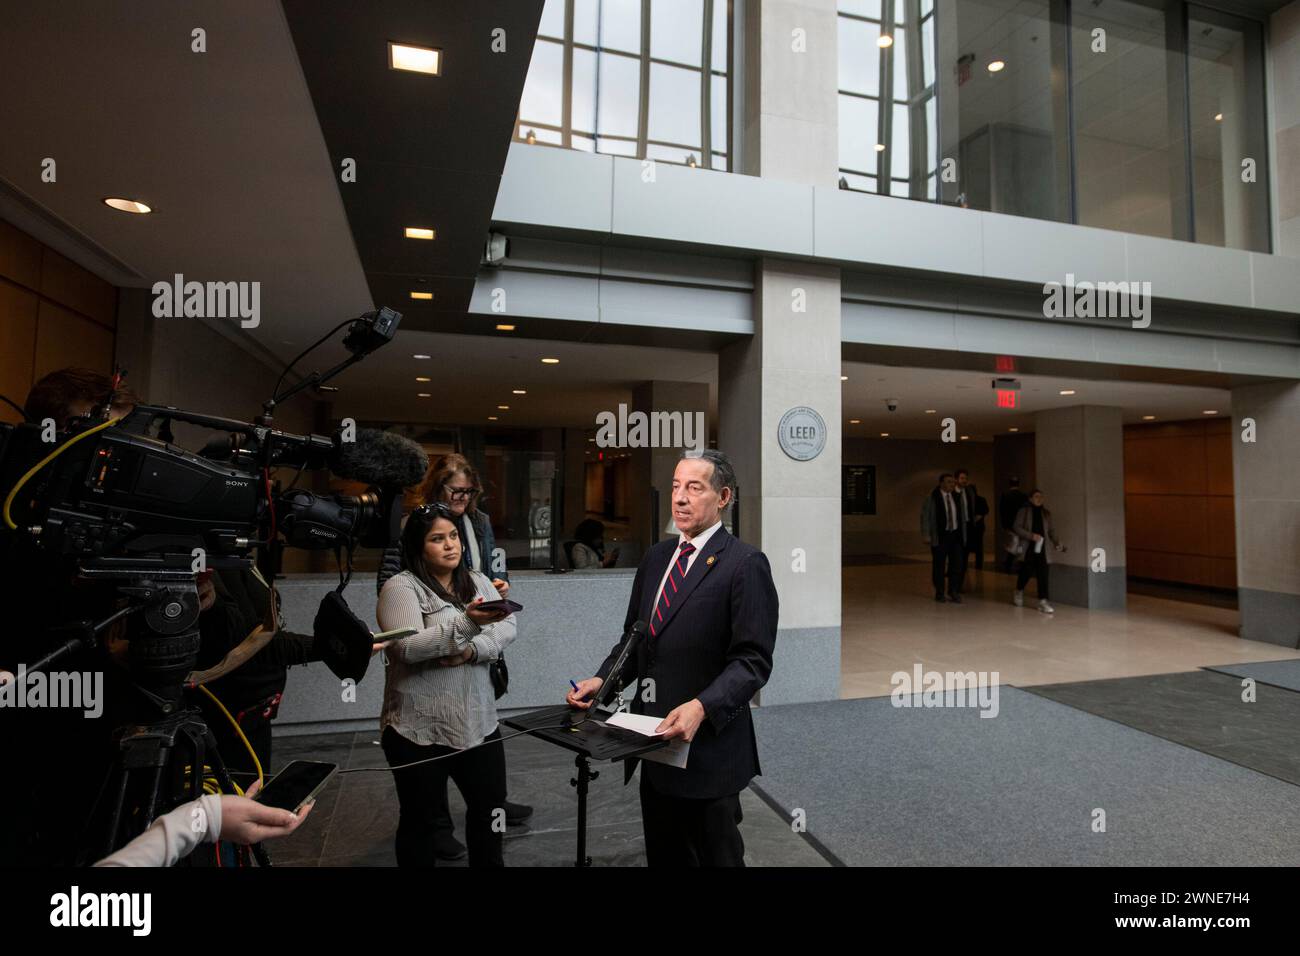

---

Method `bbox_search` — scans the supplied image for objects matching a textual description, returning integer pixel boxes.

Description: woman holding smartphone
[377,503,516,866]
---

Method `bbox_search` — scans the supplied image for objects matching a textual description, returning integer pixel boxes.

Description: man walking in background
[921,473,965,603]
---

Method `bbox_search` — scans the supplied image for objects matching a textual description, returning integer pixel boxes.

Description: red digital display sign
[996,389,1018,409]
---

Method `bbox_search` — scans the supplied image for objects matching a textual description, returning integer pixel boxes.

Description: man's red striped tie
[650,541,696,637]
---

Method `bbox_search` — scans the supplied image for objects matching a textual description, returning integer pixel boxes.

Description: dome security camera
[885,398,899,412]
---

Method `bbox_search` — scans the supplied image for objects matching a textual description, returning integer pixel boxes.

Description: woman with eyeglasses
[376,503,516,866]
[378,454,508,597]
[375,453,531,860]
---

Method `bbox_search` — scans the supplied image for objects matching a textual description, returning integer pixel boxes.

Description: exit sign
[996,389,1018,409]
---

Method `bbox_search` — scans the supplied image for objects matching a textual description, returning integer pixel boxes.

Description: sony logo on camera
[151,273,260,329]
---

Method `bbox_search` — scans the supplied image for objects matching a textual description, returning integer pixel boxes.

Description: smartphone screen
[253,760,337,812]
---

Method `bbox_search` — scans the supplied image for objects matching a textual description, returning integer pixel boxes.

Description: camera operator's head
[401,502,477,606]
[23,367,139,430]
[420,453,482,519]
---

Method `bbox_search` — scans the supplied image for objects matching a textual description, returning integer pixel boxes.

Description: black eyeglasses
[446,486,477,500]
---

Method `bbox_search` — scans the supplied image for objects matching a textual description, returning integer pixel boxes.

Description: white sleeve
[94,793,224,867]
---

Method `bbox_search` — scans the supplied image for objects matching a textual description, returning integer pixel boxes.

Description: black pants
[930,530,964,597]
[966,522,985,570]
[382,725,506,867]
[639,773,745,867]
[1016,550,1050,600]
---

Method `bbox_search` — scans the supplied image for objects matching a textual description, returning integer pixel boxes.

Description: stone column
[628,380,711,553]
[1231,382,1300,648]
[720,259,841,704]
[1033,405,1126,608]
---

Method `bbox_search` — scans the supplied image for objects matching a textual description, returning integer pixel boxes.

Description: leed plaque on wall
[843,464,876,515]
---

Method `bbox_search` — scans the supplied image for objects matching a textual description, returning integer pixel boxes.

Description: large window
[838,0,939,197]
[837,0,1272,251]
[517,0,732,170]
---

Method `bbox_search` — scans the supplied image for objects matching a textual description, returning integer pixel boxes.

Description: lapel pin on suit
[706,555,716,566]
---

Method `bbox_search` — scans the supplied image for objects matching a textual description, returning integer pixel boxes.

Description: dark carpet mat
[1024,670,1300,787]
[750,687,1300,866]
[1203,658,1300,694]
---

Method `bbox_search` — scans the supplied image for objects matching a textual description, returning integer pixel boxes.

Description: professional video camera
[0,306,427,859]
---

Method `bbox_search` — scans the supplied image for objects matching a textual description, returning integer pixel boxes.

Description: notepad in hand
[605,711,690,769]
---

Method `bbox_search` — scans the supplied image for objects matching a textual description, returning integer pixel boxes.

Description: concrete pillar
[1231,382,1300,648]
[1270,2,1300,256]
[720,259,841,704]
[1033,405,1126,609]
[725,0,841,704]
[628,380,711,552]
[741,0,839,184]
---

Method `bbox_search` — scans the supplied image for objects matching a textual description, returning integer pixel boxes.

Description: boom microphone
[330,429,429,488]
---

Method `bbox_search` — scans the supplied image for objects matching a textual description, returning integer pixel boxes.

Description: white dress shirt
[651,519,723,613]
[940,490,957,531]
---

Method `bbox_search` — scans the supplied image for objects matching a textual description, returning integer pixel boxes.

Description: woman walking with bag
[1011,489,1065,614]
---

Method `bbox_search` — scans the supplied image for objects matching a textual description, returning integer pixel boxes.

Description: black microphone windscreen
[331,429,429,487]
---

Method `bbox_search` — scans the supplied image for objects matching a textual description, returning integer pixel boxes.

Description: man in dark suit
[567,449,778,866]
[920,472,965,603]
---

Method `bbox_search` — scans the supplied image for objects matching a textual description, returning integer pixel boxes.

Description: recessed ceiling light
[880,432,889,437]
[988,59,1006,73]
[415,376,431,382]
[1009,427,1019,432]
[960,435,970,440]
[488,416,498,421]
[389,42,442,75]
[875,143,886,152]
[587,438,595,443]
[404,227,435,240]
[1214,113,1223,122]
[416,392,431,398]
[497,405,509,410]
[1202,409,1218,415]
[849,419,861,424]
[1059,389,1075,395]
[104,197,152,214]
[1142,415,1156,421]
[413,353,431,360]
[410,291,433,300]
[541,358,559,364]
[512,389,526,395]
[925,409,937,414]
[878,34,893,48]
[496,324,516,331]
[841,375,848,381]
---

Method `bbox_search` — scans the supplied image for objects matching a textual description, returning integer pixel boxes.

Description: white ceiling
[0,0,373,362]
[841,361,1232,440]
[313,329,720,429]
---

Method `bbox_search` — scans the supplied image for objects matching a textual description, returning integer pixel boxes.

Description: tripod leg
[101,765,132,861]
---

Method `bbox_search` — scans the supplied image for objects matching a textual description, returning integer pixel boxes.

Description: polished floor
[840,558,1300,700]
[270,730,830,867]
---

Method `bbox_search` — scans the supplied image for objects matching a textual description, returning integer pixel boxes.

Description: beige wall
[1124,418,1236,589]
[0,217,117,423]
[843,437,994,557]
